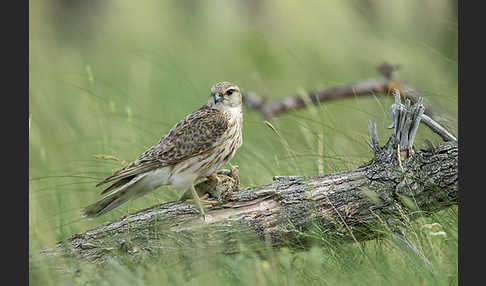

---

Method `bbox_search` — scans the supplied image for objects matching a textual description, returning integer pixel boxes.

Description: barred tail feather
[82,174,149,218]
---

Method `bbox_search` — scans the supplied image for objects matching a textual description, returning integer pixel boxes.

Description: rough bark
[37,91,458,264]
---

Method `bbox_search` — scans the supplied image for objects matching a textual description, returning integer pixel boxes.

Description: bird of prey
[82,82,243,219]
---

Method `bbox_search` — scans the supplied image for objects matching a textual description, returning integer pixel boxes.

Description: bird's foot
[199,193,219,205]
[186,193,218,205]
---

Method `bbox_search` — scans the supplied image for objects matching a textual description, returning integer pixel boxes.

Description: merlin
[82,81,243,219]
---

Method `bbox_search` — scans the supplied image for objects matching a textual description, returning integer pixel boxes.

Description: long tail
[81,174,149,218]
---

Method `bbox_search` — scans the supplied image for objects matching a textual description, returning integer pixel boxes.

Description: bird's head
[208,81,242,111]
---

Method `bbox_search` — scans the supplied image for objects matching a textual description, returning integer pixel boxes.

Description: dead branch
[36,92,458,264]
[243,62,457,142]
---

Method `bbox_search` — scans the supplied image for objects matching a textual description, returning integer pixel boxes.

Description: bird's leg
[190,184,206,219]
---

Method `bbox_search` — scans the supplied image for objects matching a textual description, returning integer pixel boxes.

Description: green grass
[29,1,457,285]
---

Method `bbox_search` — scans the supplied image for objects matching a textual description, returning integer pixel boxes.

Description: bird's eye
[226,89,235,95]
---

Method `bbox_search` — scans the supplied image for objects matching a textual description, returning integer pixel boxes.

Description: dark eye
[226,89,235,95]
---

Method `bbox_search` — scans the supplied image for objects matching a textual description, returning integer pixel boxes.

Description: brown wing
[96,105,229,188]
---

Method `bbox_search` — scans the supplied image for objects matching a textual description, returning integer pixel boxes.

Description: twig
[419,114,457,142]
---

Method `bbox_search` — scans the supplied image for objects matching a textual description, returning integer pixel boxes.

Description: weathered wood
[37,94,458,264]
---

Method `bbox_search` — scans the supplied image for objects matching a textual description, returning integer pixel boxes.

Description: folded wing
[95,105,229,192]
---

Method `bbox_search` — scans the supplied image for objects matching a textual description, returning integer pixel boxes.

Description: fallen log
[37,90,458,264]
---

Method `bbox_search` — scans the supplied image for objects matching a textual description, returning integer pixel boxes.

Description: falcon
[82,82,243,219]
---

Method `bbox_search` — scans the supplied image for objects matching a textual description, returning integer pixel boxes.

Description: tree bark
[37,92,458,264]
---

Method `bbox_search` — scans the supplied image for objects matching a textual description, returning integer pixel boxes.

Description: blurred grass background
[29,0,457,285]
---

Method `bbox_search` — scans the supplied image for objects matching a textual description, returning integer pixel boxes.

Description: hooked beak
[213,93,223,103]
